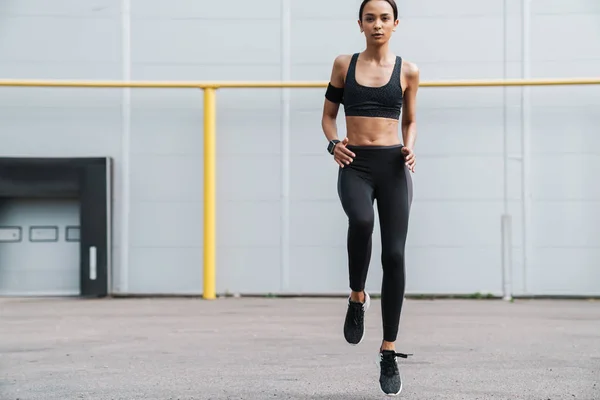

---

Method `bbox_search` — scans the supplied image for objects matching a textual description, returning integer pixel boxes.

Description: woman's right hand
[333,137,355,168]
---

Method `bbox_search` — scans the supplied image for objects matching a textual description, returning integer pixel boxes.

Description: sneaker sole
[346,292,370,346]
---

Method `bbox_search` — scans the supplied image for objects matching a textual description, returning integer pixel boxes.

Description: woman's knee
[349,214,374,234]
[381,248,405,270]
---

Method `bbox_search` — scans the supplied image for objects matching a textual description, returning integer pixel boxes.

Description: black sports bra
[337,53,404,120]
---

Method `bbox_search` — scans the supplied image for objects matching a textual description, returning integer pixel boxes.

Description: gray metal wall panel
[127,0,283,294]
[0,4,124,293]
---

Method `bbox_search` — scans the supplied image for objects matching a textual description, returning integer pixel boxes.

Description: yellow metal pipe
[0,77,600,89]
[203,88,217,300]
[418,77,600,87]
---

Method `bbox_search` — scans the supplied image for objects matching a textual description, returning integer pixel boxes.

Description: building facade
[0,0,598,297]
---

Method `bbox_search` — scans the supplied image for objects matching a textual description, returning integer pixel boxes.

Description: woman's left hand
[401,146,416,173]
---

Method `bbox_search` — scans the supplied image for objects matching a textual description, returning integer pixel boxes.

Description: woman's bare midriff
[345,116,402,146]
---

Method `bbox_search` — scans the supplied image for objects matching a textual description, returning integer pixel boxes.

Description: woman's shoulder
[332,54,354,70]
[329,54,355,86]
[401,59,420,80]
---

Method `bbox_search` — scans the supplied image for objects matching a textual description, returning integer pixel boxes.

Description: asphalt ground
[1,296,599,400]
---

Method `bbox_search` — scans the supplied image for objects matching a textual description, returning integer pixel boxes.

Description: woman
[321,0,419,396]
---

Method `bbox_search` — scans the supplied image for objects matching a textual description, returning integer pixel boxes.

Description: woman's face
[358,0,398,44]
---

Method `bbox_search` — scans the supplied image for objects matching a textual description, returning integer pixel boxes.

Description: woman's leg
[337,164,375,344]
[337,165,375,295]
[373,154,413,396]
[376,162,412,345]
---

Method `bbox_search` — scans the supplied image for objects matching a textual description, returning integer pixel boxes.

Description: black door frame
[0,157,112,297]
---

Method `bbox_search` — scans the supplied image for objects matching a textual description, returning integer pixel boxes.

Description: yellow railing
[1,77,599,300]
[1,77,600,88]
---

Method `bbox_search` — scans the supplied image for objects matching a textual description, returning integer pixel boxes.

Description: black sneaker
[378,350,412,396]
[343,291,370,345]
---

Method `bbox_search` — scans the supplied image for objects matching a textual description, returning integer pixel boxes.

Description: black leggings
[337,144,413,343]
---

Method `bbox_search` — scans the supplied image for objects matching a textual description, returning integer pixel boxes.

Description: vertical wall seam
[521,0,532,295]
[120,0,132,294]
[280,0,291,293]
[500,0,513,300]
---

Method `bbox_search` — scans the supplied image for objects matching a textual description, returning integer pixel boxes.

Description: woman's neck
[361,43,393,65]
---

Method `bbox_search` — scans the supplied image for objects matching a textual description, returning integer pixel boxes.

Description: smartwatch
[327,139,340,155]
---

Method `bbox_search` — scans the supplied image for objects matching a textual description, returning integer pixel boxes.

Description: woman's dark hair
[359,0,398,21]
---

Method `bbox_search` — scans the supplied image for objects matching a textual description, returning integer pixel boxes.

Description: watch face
[328,140,340,154]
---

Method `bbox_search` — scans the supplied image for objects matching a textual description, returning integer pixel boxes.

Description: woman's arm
[321,55,347,143]
[401,61,420,172]
[322,55,355,167]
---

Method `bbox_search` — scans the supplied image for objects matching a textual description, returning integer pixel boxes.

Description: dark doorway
[0,157,112,297]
